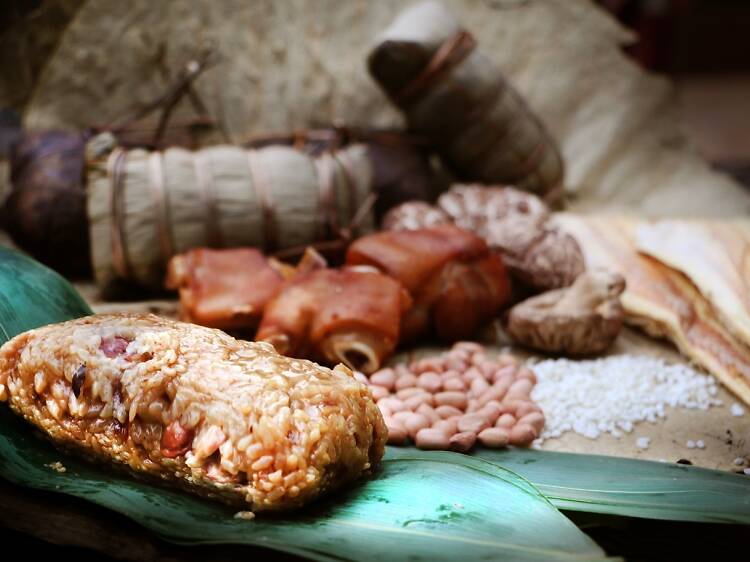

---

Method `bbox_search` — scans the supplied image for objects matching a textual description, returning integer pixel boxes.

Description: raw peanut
[370,368,396,390]
[369,385,390,401]
[411,358,443,374]
[353,371,369,384]
[475,360,497,380]
[395,364,412,377]
[506,378,534,399]
[421,358,446,373]
[416,403,440,424]
[495,413,516,428]
[434,391,468,409]
[478,402,503,424]
[403,413,431,439]
[458,413,490,434]
[440,369,461,380]
[453,341,484,354]
[442,377,467,391]
[415,428,451,449]
[470,353,489,368]
[395,373,418,391]
[435,405,463,419]
[445,355,468,372]
[509,423,538,446]
[385,418,408,444]
[469,348,486,361]
[466,398,480,412]
[404,393,433,411]
[449,431,477,452]
[478,427,510,448]
[478,378,512,406]
[496,354,517,368]
[378,397,406,413]
[487,400,512,415]
[450,347,471,360]
[432,418,458,435]
[407,358,423,374]
[514,400,541,419]
[397,387,427,400]
[492,365,517,384]
[519,412,545,433]
[462,367,483,383]
[393,411,413,423]
[504,398,527,411]
[470,377,490,397]
[417,372,443,393]
[515,366,537,384]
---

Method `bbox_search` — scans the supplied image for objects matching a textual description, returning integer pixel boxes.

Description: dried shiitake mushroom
[437,184,550,234]
[380,201,451,231]
[506,270,626,356]
[504,226,585,291]
[382,184,585,291]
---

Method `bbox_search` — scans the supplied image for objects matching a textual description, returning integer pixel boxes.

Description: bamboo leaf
[0,246,92,338]
[388,448,750,524]
[0,407,611,561]
[0,246,611,561]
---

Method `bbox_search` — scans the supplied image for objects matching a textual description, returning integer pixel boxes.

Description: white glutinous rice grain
[696,440,705,449]
[530,355,722,442]
[733,457,746,466]
[730,403,745,417]
[744,468,750,476]
[233,511,256,520]
[686,440,696,449]
[636,437,650,450]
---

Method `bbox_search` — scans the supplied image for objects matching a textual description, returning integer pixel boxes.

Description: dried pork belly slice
[165,248,290,332]
[256,268,411,374]
[635,220,750,348]
[556,214,750,406]
[0,313,387,512]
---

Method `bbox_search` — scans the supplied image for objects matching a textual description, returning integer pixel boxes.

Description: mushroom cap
[499,227,585,291]
[506,270,626,356]
[437,184,549,237]
[381,201,451,231]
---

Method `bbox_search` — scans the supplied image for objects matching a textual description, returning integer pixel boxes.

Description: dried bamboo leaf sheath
[87,140,375,293]
[368,1,563,196]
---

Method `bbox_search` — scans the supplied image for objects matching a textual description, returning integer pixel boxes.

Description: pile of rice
[530,355,722,442]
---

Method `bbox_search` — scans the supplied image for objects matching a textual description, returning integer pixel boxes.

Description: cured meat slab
[636,220,750,350]
[556,214,750,406]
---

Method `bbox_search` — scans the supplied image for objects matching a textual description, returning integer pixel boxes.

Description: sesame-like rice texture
[0,313,387,511]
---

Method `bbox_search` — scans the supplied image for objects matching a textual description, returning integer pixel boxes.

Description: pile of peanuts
[359,342,545,451]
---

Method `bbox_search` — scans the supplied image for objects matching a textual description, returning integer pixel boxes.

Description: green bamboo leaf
[387,448,750,524]
[0,245,92,339]
[0,407,611,561]
[0,246,611,561]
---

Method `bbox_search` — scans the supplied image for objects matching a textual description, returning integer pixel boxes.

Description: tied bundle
[88,135,376,293]
[5,128,435,295]
[368,1,563,199]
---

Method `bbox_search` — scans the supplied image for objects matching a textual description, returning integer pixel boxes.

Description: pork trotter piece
[346,226,511,341]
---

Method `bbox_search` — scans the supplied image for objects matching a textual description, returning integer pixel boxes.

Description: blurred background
[599,0,750,185]
[1,0,748,206]
[0,2,749,560]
